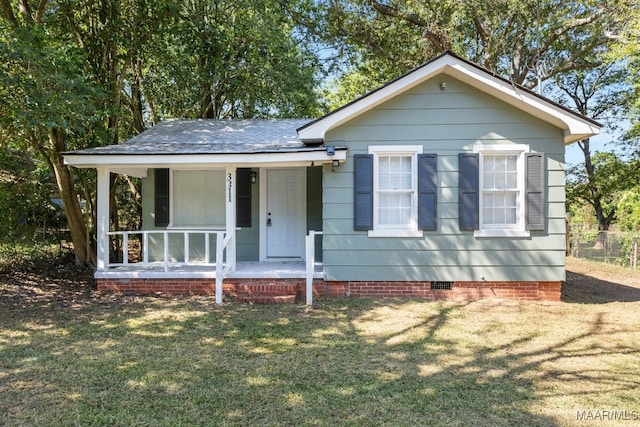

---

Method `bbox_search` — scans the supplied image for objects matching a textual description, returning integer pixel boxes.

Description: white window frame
[368,145,423,238]
[474,144,530,238]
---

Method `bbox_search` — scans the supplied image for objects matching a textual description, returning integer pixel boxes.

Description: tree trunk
[48,128,93,266]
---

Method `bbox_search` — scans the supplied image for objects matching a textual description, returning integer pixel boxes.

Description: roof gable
[297,51,601,145]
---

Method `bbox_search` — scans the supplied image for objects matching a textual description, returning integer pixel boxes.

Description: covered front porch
[63,119,347,304]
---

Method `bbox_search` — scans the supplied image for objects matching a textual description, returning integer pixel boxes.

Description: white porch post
[225,166,237,272]
[96,166,110,271]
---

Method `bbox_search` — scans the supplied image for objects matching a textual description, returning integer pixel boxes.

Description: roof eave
[297,53,601,144]
[63,148,348,169]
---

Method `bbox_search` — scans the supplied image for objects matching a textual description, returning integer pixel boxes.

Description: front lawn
[1,257,639,426]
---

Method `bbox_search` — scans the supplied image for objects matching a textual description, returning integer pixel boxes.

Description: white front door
[266,168,305,258]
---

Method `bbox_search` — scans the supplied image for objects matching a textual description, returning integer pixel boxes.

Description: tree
[607,4,640,150]
[0,15,104,265]
[555,63,631,237]
[0,145,60,239]
[142,0,322,120]
[1,0,325,266]
[567,152,637,245]
[616,188,640,232]
[322,0,634,103]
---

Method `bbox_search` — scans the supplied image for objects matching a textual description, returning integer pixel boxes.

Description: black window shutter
[354,154,374,231]
[236,168,252,227]
[525,153,545,230]
[154,168,170,227]
[418,154,437,230]
[459,153,479,230]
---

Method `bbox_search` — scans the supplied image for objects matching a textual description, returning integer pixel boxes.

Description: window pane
[379,156,390,173]
[390,172,411,189]
[481,190,519,225]
[378,192,412,226]
[483,154,519,191]
[379,155,412,190]
[495,156,505,174]
[400,156,411,173]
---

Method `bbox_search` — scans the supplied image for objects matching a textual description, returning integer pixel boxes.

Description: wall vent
[430,281,453,290]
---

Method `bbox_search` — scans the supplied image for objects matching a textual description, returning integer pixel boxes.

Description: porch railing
[305,230,322,306]
[107,229,232,303]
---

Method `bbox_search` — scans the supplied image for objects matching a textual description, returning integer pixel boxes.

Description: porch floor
[95,261,323,280]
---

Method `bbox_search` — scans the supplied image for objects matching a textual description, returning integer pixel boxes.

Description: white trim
[475,144,530,237]
[297,54,600,145]
[474,229,530,238]
[368,145,423,154]
[259,168,266,261]
[225,166,237,272]
[368,229,424,238]
[96,167,110,271]
[95,271,219,279]
[368,145,423,238]
[64,150,347,168]
[261,167,307,260]
[473,144,530,153]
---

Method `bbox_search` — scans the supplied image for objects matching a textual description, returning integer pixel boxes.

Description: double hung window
[471,145,539,237]
[369,146,423,237]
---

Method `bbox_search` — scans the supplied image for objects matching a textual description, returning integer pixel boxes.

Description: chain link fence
[569,230,640,269]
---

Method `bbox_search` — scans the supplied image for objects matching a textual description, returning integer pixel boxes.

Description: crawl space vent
[430,281,453,290]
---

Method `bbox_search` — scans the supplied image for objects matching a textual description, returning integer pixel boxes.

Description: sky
[565,133,611,166]
[564,119,631,166]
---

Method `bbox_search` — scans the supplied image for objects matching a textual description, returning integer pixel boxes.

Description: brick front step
[234,295,297,304]
[225,279,299,304]
[96,278,562,302]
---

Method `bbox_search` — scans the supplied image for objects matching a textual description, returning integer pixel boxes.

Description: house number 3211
[227,173,232,202]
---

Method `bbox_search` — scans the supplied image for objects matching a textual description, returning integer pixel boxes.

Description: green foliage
[142,0,323,119]
[616,188,640,231]
[0,238,63,271]
[322,0,633,101]
[0,148,61,239]
[0,23,105,138]
[567,152,638,229]
[607,5,640,149]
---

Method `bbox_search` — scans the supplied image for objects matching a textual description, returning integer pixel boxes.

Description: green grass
[2,291,640,427]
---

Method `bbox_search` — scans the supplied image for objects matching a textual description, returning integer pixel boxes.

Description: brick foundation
[97,278,561,302]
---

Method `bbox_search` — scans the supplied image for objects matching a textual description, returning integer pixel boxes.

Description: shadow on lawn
[3,294,638,426]
[2,258,639,425]
[563,270,640,304]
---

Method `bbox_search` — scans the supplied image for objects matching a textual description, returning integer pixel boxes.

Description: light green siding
[322,77,567,282]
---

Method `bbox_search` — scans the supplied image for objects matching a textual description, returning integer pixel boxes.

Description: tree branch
[536,8,606,59]
[0,0,17,26]
[17,0,33,25]
[367,0,451,51]
[35,0,48,24]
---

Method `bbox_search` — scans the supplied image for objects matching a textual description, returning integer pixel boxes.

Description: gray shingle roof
[67,119,331,155]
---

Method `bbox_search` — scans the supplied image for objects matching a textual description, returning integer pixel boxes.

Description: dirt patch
[3,256,640,307]
[563,256,640,303]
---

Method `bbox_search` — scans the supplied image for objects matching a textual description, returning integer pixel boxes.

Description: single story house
[64,51,600,303]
